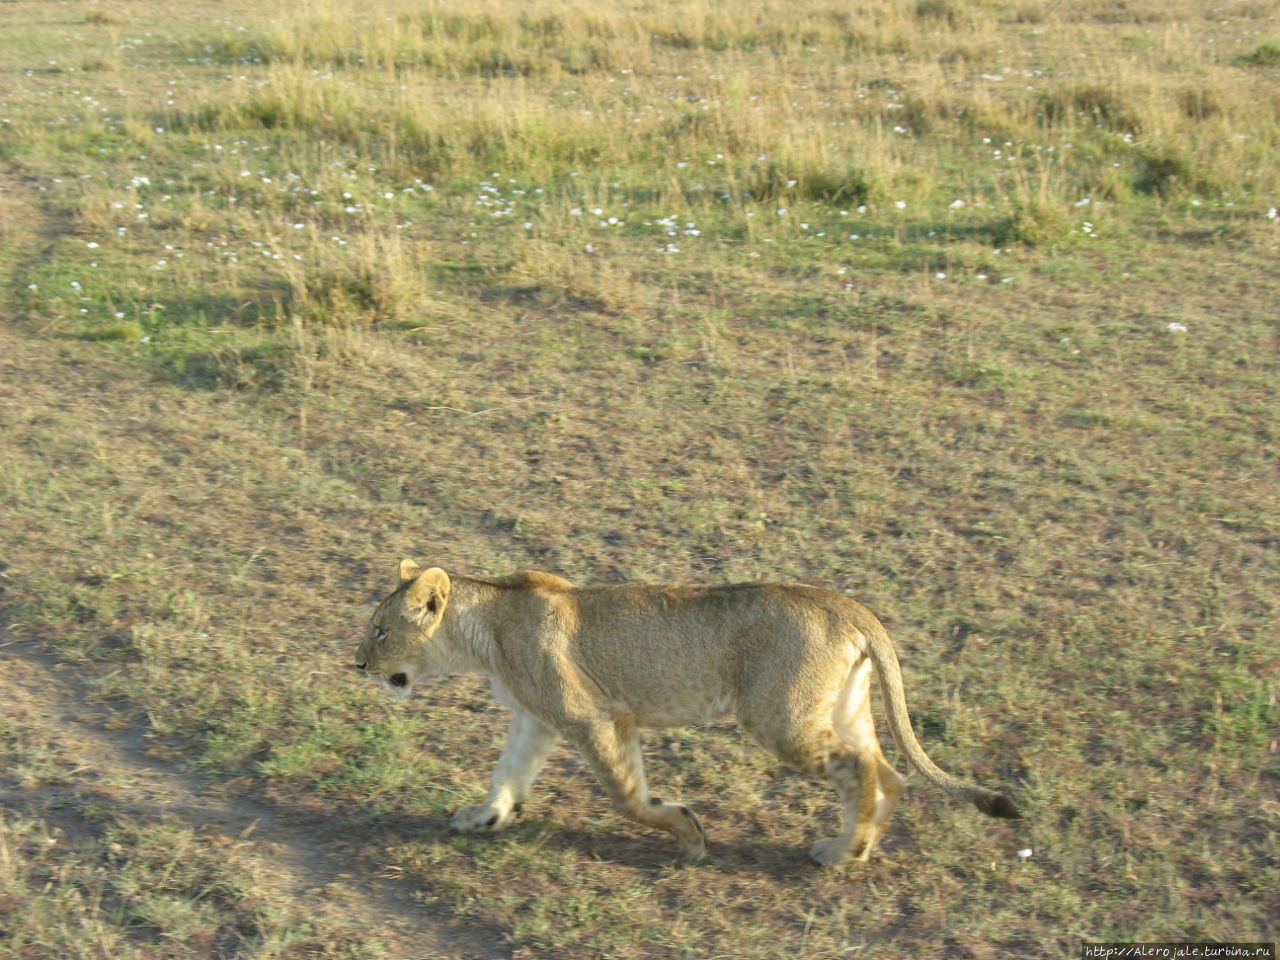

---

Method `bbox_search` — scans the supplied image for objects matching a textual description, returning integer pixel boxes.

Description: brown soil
[0,173,503,960]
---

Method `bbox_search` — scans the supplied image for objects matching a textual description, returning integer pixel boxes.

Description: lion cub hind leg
[749,659,905,868]
[451,710,559,835]
[829,657,906,863]
[784,732,888,867]
[571,713,708,862]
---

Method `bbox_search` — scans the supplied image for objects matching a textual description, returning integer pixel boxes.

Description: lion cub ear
[398,558,424,585]
[406,566,451,618]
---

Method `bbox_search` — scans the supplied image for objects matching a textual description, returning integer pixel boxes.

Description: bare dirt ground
[1,628,492,960]
[0,174,499,959]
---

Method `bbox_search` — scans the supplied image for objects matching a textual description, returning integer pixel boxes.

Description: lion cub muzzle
[353,661,411,696]
[351,661,407,685]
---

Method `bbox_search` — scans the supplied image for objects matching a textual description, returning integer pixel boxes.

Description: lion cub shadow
[391,805,879,881]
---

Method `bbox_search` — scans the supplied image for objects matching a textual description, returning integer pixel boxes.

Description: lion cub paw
[450,803,517,834]
[672,805,708,862]
[808,837,853,867]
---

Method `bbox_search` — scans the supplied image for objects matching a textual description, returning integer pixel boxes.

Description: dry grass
[1,0,1278,956]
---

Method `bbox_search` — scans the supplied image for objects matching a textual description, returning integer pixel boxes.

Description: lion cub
[355,561,1022,866]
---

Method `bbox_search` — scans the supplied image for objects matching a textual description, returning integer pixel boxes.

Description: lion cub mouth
[382,672,413,698]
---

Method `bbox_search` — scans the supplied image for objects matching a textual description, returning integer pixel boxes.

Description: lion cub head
[354,560,450,698]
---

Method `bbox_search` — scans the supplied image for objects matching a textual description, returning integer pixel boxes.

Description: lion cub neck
[431,571,572,669]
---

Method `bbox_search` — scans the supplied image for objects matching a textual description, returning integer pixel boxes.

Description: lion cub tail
[863,621,1022,821]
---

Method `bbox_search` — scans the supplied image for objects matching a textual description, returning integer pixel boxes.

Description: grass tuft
[1238,39,1280,67]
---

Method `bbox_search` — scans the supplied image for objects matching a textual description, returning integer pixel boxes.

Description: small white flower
[1267,207,1278,220]
[1167,322,1188,332]
[1074,198,1091,207]
[950,199,965,209]
[935,272,947,279]
[777,208,787,215]
[894,200,906,209]
[1017,848,1033,859]
[86,241,100,248]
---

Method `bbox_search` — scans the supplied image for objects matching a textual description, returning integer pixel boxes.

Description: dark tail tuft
[974,791,1023,820]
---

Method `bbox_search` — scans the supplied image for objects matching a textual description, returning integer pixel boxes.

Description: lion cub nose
[389,672,408,688]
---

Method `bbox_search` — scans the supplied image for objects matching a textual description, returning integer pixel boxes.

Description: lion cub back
[492,570,575,593]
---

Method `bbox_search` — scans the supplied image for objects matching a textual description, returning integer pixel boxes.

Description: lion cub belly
[631,689,735,728]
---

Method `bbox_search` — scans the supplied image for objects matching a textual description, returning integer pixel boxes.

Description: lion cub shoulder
[491,570,574,592]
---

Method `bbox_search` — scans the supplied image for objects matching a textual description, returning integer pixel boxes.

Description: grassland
[1,0,1278,956]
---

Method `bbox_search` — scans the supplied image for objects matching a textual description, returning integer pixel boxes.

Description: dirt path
[0,173,501,960]
[4,629,501,960]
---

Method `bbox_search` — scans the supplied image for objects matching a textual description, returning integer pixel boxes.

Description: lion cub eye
[372,627,388,643]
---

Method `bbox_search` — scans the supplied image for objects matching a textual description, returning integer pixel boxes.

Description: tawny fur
[354,561,1022,866]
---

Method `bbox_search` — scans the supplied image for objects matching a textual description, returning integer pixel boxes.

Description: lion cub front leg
[572,713,708,862]
[451,709,559,834]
